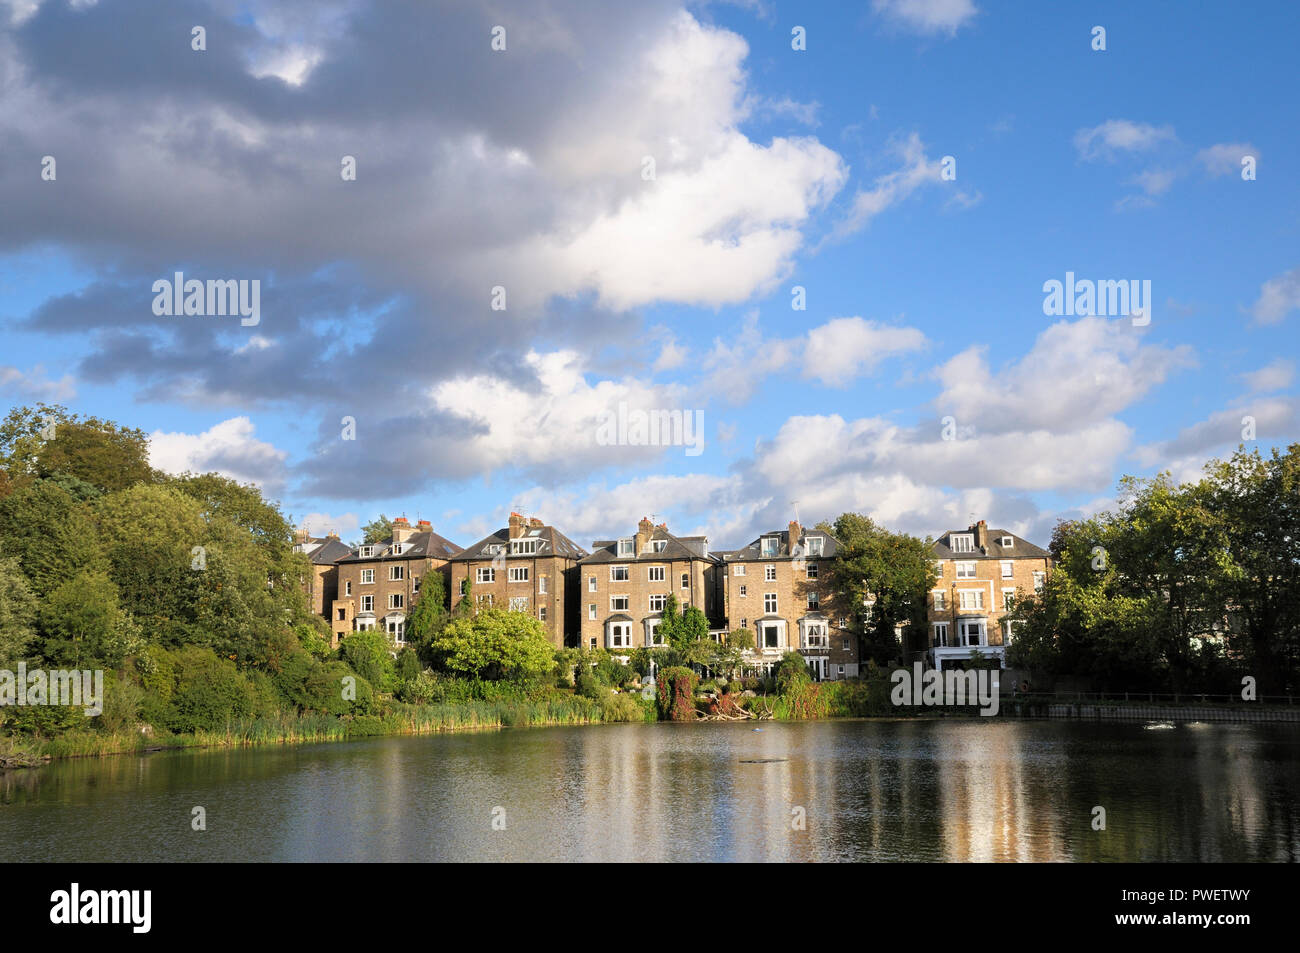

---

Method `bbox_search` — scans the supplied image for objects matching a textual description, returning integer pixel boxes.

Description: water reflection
[1,720,1296,862]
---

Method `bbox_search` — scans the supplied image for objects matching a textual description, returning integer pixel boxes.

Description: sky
[1,0,1296,552]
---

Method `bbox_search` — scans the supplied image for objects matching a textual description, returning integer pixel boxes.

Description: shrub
[656,666,699,721]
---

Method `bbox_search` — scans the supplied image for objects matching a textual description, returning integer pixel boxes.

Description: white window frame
[476,567,495,584]
[1000,561,1013,578]
[588,603,597,620]
[648,594,667,612]
[739,584,747,597]
[950,534,975,553]
[648,566,665,583]
[958,589,984,610]
[509,596,528,612]
[617,538,634,557]
[764,565,776,581]
[508,566,530,583]
[360,569,375,584]
[933,622,949,647]
[610,565,629,582]
[389,564,405,581]
[807,537,824,556]
[610,595,629,612]
[733,564,746,576]
[361,595,374,612]
[956,561,976,579]
[388,593,404,610]
[933,590,946,611]
[763,592,778,614]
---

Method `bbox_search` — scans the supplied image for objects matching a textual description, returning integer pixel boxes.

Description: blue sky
[1,0,1296,551]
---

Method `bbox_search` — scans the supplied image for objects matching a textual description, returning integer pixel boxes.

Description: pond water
[2,719,1297,862]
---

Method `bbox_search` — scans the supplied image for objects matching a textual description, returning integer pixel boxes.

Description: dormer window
[358,545,375,558]
[1001,536,1014,548]
[761,537,778,556]
[651,539,666,553]
[617,538,634,557]
[391,543,406,555]
[510,539,538,555]
[950,534,974,554]
[806,536,824,556]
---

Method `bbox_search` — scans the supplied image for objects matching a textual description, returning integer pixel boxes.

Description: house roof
[716,528,840,562]
[337,530,463,564]
[931,527,1049,560]
[580,525,715,564]
[301,537,354,566]
[451,524,588,562]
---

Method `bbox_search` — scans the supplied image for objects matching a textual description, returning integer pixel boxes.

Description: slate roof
[336,530,463,563]
[931,527,1049,560]
[580,525,716,564]
[716,528,840,562]
[306,537,354,565]
[451,524,588,562]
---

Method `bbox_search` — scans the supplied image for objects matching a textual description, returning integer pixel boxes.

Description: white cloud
[872,0,979,36]
[934,316,1195,434]
[429,349,691,472]
[149,417,289,493]
[0,364,76,401]
[1134,398,1299,470]
[1074,120,1176,161]
[1130,167,1178,196]
[701,311,800,404]
[1198,142,1258,177]
[1250,266,1300,325]
[826,132,944,242]
[1242,358,1294,394]
[297,511,359,537]
[802,317,927,386]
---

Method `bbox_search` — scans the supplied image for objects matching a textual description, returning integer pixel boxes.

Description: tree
[0,548,37,664]
[340,629,398,694]
[409,571,450,666]
[824,513,936,664]
[34,419,155,492]
[39,569,142,668]
[429,608,556,681]
[361,514,393,544]
[0,479,102,596]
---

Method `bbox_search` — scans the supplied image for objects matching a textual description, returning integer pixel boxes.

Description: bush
[164,646,255,733]
[340,630,397,694]
[656,666,699,721]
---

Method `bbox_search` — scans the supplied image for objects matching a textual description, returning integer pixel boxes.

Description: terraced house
[293,528,352,618]
[925,520,1051,671]
[330,517,463,648]
[719,520,858,681]
[578,517,722,653]
[448,513,588,648]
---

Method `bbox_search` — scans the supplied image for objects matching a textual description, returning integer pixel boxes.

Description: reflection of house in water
[933,722,1068,862]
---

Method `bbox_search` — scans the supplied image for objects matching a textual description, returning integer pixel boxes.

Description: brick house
[718,520,858,681]
[330,517,463,648]
[448,513,588,648]
[293,528,353,619]
[577,517,722,654]
[925,520,1052,670]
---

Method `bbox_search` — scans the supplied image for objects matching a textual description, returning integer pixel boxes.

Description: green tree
[340,629,398,693]
[39,569,142,668]
[0,479,102,596]
[0,548,37,664]
[361,514,393,544]
[824,513,935,664]
[429,608,556,681]
[34,419,155,492]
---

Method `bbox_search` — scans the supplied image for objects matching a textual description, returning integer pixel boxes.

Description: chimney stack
[294,525,311,545]
[416,519,432,532]
[508,512,526,539]
[788,519,802,548]
[326,530,339,540]
[636,516,654,554]
[529,517,544,529]
[973,519,987,551]
[392,516,413,543]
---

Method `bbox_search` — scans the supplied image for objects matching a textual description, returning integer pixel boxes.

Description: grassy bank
[2,692,660,765]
